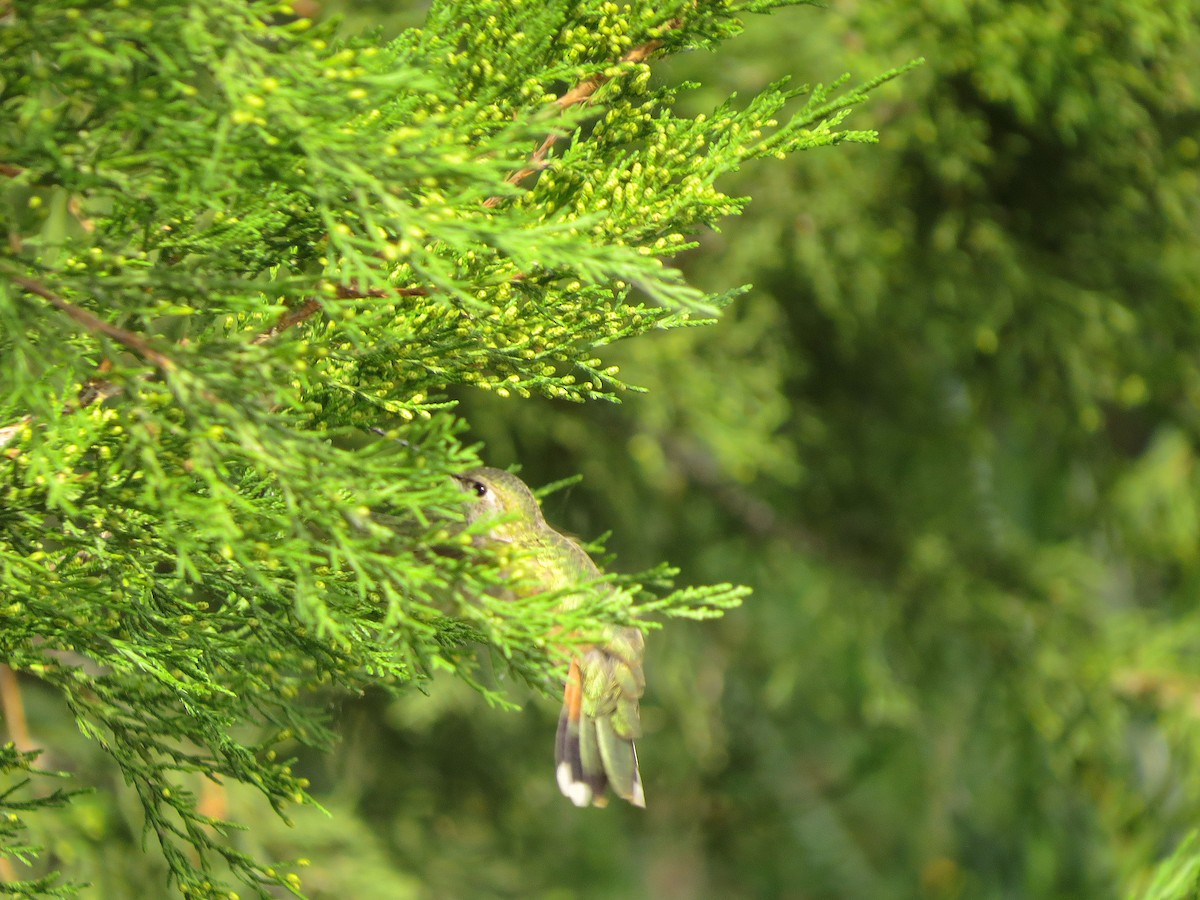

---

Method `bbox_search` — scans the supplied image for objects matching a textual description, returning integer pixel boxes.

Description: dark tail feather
[556,659,606,806]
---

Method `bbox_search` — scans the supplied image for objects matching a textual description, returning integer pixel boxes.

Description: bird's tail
[554,630,645,808]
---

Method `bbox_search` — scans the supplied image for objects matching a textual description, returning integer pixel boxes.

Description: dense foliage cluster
[0,0,907,895]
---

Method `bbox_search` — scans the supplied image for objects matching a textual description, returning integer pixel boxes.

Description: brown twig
[250,283,431,345]
[74,359,120,409]
[0,162,22,179]
[10,274,176,371]
[0,664,32,752]
[251,298,323,345]
[483,19,683,209]
[335,284,430,299]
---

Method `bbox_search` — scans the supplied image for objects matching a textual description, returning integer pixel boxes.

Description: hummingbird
[454,467,646,809]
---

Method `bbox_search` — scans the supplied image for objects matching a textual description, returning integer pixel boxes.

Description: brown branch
[483,19,683,209]
[0,162,22,179]
[10,274,176,372]
[251,298,322,345]
[75,359,120,409]
[336,284,430,299]
[250,283,432,345]
[0,664,32,752]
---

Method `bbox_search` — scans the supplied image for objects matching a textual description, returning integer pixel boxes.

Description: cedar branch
[9,273,177,371]
[483,19,683,209]
[5,18,685,421]
[252,22,689,338]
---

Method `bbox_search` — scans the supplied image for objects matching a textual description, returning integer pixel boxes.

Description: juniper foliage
[1,0,909,894]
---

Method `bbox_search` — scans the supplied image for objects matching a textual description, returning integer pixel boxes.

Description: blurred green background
[18,0,1200,896]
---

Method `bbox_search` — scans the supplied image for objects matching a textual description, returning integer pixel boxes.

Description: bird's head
[453,467,544,538]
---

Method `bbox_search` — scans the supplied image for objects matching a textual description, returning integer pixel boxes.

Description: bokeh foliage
[403,1,1200,899]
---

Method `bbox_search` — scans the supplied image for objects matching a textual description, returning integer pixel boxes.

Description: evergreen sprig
[0,747,79,897]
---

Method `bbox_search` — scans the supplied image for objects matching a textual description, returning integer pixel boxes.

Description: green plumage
[456,467,646,808]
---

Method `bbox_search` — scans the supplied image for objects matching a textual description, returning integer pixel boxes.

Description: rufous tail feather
[555,635,646,808]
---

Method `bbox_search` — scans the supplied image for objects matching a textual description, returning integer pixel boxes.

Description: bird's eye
[472,481,488,498]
